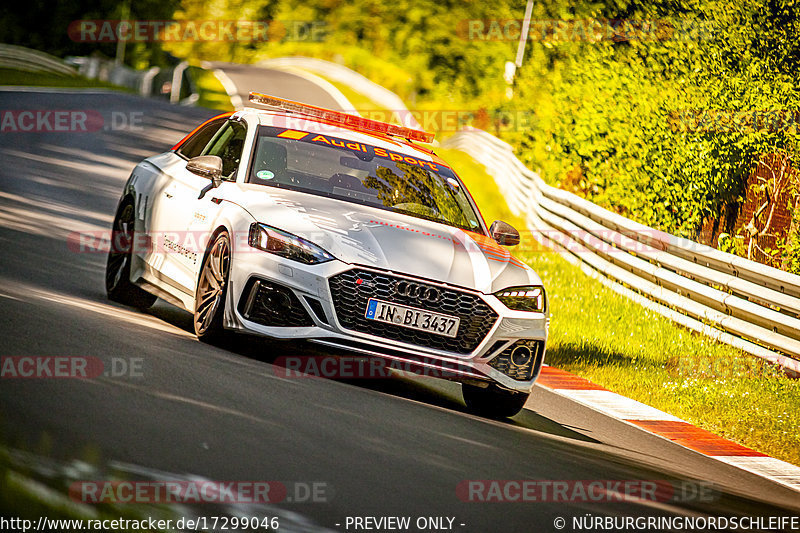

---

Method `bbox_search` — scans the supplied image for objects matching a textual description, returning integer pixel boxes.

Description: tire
[105,201,157,309]
[462,383,529,419]
[194,230,231,343]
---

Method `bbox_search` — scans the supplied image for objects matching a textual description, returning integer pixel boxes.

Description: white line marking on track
[554,389,685,422]
[716,456,800,492]
[207,67,243,110]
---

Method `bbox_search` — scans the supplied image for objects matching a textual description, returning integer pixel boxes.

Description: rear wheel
[105,202,157,309]
[194,231,231,343]
[462,383,529,419]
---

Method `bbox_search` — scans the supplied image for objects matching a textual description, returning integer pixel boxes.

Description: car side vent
[485,340,509,357]
[239,278,313,327]
[304,296,329,325]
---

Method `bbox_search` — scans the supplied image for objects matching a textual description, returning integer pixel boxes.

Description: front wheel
[194,231,231,343]
[105,202,157,309]
[462,384,529,419]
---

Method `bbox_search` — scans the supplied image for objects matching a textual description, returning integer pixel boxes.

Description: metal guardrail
[67,56,198,105]
[0,44,78,77]
[443,128,800,376]
[0,44,198,105]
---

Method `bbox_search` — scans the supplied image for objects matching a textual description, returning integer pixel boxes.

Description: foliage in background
[161,0,800,271]
[165,0,518,106]
[0,68,131,90]
[13,0,798,270]
[187,65,234,111]
[510,0,800,269]
[0,0,181,68]
[508,1,800,239]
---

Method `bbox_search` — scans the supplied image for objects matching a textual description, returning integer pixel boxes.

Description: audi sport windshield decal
[271,127,451,175]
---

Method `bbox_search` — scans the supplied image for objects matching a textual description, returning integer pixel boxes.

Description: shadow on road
[144,300,601,445]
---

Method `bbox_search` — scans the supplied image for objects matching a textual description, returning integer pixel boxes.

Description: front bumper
[225,253,548,393]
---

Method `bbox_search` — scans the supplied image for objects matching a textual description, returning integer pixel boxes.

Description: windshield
[248,126,483,232]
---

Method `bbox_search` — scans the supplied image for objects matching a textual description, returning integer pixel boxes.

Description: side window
[176,118,227,159]
[202,120,247,180]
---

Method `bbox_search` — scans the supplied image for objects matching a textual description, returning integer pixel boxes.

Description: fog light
[510,344,532,367]
[488,340,544,381]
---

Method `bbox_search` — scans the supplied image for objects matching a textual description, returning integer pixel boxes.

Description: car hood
[228,185,541,294]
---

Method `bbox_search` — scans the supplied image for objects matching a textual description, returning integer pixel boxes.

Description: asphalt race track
[1,70,799,532]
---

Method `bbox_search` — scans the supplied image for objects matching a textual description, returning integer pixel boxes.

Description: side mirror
[490,220,520,246]
[187,155,223,199]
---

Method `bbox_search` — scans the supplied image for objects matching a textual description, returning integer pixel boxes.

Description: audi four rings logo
[394,281,440,302]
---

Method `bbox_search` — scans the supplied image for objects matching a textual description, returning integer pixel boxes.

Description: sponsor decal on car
[273,127,444,172]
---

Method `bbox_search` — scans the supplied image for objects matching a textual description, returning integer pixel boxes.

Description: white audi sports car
[106,93,548,417]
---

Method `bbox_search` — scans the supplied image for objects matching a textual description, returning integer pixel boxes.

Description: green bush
[509,0,800,240]
[168,0,800,257]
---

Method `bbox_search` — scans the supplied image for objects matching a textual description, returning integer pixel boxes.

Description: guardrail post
[141,67,159,97]
[170,61,188,104]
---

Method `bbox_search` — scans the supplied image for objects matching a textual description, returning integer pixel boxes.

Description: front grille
[328,269,498,354]
[239,278,313,327]
[488,340,544,381]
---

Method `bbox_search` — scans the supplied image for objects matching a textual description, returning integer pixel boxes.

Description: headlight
[248,223,335,265]
[495,286,546,313]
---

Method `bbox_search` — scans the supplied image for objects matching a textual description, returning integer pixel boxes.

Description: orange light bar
[249,92,435,143]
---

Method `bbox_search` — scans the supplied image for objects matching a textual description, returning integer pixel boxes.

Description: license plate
[365,298,460,338]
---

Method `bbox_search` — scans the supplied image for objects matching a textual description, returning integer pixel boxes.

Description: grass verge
[322,78,388,114]
[439,147,800,467]
[0,66,235,113]
[187,66,234,112]
[0,68,128,90]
